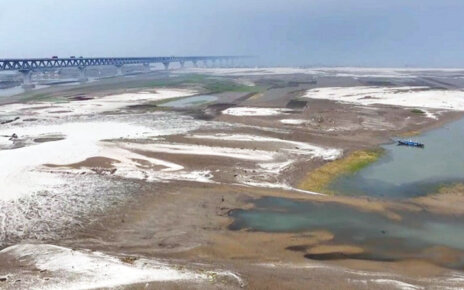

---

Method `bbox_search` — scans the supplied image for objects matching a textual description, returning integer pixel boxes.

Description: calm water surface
[329,117,464,198]
[160,95,217,108]
[230,197,464,268]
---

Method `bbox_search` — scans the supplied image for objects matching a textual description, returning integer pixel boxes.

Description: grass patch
[203,80,263,93]
[136,74,208,88]
[21,92,68,103]
[134,74,264,93]
[410,109,425,114]
[436,183,464,195]
[399,130,421,137]
[11,73,264,107]
[15,74,264,103]
[299,149,384,194]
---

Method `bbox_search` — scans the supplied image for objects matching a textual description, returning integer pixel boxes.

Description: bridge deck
[0,56,245,71]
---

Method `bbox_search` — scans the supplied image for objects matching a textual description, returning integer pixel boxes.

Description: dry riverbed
[1,68,464,289]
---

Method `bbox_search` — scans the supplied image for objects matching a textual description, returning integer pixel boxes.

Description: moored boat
[397,140,424,148]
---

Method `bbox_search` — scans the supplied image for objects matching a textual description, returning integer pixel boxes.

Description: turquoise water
[160,95,217,108]
[329,117,464,198]
[229,115,464,267]
[230,197,464,268]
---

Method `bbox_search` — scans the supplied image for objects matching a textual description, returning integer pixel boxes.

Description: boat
[397,140,424,148]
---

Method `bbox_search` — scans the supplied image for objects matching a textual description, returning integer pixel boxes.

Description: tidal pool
[230,197,464,268]
[329,117,464,198]
[160,95,217,108]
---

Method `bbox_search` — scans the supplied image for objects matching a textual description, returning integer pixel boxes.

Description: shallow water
[329,117,464,198]
[0,86,24,97]
[230,197,464,268]
[160,95,217,108]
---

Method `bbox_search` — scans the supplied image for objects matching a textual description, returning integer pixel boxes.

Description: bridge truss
[0,56,243,71]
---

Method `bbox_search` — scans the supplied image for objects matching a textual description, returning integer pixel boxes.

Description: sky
[1,0,464,67]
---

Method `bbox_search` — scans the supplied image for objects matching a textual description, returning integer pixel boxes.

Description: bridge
[0,56,248,88]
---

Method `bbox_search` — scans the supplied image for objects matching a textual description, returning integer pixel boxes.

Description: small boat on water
[397,139,424,148]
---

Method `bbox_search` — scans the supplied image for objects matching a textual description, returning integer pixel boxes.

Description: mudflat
[1,68,464,289]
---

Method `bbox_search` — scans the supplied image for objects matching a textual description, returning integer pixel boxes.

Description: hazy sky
[1,0,464,67]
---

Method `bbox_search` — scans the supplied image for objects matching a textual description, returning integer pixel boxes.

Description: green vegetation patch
[299,149,384,194]
[410,109,425,114]
[399,130,421,137]
[203,80,263,93]
[436,183,464,195]
[136,74,264,93]
[21,92,56,103]
[136,74,208,88]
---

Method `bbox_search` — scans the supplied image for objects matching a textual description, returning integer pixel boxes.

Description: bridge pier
[19,70,35,89]
[1,56,249,82]
[115,64,123,76]
[78,67,88,82]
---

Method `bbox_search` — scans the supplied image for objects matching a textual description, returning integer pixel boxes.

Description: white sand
[367,279,421,290]
[0,119,218,201]
[188,133,341,160]
[0,244,241,289]
[236,180,322,195]
[180,67,464,78]
[187,133,341,192]
[181,67,406,77]
[280,119,307,125]
[61,145,215,184]
[421,109,438,119]
[0,122,153,201]
[120,133,341,192]
[124,142,275,161]
[0,88,207,202]
[0,89,194,119]
[257,160,294,174]
[302,86,464,110]
[222,107,292,116]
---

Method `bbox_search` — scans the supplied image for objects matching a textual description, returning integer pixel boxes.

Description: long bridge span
[0,55,248,88]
